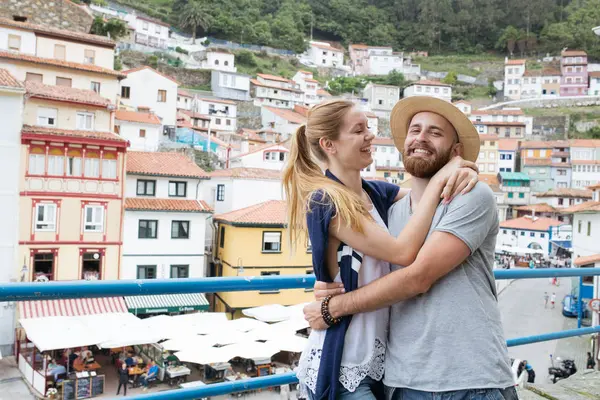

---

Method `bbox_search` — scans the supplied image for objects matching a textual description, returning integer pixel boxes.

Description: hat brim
[390,96,480,163]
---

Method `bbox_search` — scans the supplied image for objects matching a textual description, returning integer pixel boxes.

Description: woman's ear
[319,137,336,155]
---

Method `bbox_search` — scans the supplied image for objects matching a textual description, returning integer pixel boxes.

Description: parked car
[562,295,589,318]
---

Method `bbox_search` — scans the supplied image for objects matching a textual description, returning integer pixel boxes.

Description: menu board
[91,375,105,397]
[76,378,91,399]
[62,380,75,400]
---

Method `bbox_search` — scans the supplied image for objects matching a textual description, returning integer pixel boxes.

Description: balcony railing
[2,268,600,399]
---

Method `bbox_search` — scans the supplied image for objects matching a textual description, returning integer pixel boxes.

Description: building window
[25,72,43,82]
[168,181,187,197]
[519,193,524,198]
[82,49,96,64]
[83,205,104,232]
[37,107,57,127]
[8,34,21,51]
[33,252,55,281]
[155,25,161,34]
[47,148,64,176]
[138,220,158,239]
[262,231,282,253]
[578,220,582,233]
[216,184,225,201]
[136,179,156,196]
[137,265,156,279]
[54,44,66,60]
[91,81,101,93]
[540,233,545,238]
[530,232,535,237]
[121,86,131,99]
[102,154,117,179]
[508,192,514,198]
[66,149,82,177]
[216,118,222,125]
[259,271,280,293]
[34,203,57,231]
[170,265,189,278]
[56,77,72,87]
[219,226,225,248]
[139,129,146,138]
[28,147,45,175]
[157,89,167,102]
[226,119,231,126]
[171,220,190,239]
[76,112,94,130]
[520,231,525,236]
[84,152,100,177]
[142,21,149,30]
[588,221,592,236]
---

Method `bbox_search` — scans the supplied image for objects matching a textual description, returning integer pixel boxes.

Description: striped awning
[125,293,209,314]
[18,297,128,319]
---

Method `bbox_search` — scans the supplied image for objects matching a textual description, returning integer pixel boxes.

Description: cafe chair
[54,372,68,388]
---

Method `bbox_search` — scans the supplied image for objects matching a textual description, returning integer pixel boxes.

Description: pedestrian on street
[587,352,596,370]
[551,292,556,308]
[544,292,549,308]
[525,361,535,383]
[116,362,129,396]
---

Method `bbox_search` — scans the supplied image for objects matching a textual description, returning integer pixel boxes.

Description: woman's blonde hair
[282,100,370,247]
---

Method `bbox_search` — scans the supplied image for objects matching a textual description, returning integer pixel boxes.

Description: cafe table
[73,362,102,372]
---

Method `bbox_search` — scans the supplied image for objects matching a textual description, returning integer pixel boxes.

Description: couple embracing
[281,97,518,400]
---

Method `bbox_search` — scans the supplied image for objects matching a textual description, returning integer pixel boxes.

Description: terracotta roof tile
[514,203,558,213]
[215,200,286,225]
[123,66,179,84]
[471,109,524,116]
[310,43,343,52]
[25,81,111,107]
[499,139,520,151]
[293,104,309,117]
[0,51,125,78]
[125,198,212,212]
[373,137,394,146]
[21,125,126,144]
[561,50,587,57]
[115,110,161,125]
[0,68,23,89]
[505,59,526,65]
[572,160,600,165]
[126,151,209,178]
[574,254,600,266]
[408,79,451,87]
[200,97,236,105]
[523,70,543,77]
[479,174,499,186]
[231,142,289,159]
[210,167,282,180]
[350,44,369,49]
[499,216,563,231]
[561,201,600,213]
[257,74,291,83]
[0,17,116,47]
[519,140,569,149]
[570,139,600,148]
[317,89,332,96]
[587,184,600,190]
[178,89,193,97]
[535,189,593,199]
[263,106,306,125]
[590,71,600,78]
[238,128,267,143]
[250,79,303,93]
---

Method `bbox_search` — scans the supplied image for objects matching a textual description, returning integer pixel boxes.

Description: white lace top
[296,207,391,393]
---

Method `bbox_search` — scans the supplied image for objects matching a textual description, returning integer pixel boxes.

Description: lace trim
[296,338,386,393]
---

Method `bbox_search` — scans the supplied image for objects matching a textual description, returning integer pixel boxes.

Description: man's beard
[403,145,454,178]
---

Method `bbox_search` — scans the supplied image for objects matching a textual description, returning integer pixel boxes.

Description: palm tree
[179,0,210,44]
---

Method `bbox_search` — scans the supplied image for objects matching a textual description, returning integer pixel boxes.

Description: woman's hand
[314,281,345,301]
[433,156,479,203]
[303,301,329,330]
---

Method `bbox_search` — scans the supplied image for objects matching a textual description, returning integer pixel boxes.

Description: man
[305,97,516,400]
[551,292,556,308]
[141,360,159,391]
[544,292,549,308]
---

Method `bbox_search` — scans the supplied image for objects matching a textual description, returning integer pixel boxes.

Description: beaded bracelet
[321,295,341,327]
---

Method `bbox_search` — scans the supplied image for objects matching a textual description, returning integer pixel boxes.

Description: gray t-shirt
[384,183,514,392]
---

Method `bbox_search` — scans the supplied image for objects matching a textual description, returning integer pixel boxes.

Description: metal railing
[2,267,600,400]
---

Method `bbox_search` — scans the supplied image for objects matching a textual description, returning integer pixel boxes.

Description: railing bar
[506,325,600,347]
[2,269,600,302]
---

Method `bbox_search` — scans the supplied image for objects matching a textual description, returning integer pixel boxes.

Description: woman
[116,362,129,396]
[282,100,477,400]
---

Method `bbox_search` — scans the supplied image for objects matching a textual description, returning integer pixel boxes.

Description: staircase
[517,371,600,399]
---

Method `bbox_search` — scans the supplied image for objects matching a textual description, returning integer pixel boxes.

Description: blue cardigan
[306,170,399,400]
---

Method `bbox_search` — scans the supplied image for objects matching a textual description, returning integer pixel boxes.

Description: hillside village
[0,0,600,399]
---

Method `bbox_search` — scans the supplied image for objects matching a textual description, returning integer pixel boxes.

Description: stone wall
[482,96,600,110]
[531,116,567,139]
[0,0,93,33]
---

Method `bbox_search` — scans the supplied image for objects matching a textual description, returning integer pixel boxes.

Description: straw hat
[390,96,481,162]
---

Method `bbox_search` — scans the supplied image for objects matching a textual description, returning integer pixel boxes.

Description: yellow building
[212,200,313,318]
[477,134,499,174]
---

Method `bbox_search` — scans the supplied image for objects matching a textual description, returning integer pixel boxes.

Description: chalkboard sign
[91,375,104,397]
[62,380,75,400]
[76,378,91,399]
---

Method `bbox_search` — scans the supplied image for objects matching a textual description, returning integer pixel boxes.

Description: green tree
[496,25,522,56]
[383,70,405,87]
[540,22,574,53]
[90,17,128,41]
[180,0,211,44]
[442,70,458,85]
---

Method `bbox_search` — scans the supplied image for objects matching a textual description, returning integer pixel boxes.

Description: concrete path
[0,357,35,400]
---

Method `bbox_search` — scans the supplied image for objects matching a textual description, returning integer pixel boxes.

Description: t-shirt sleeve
[306,190,335,282]
[434,183,498,253]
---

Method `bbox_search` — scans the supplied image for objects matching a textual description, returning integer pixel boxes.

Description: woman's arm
[392,165,479,203]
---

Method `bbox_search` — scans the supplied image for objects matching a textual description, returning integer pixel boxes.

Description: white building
[532,188,593,209]
[205,167,283,215]
[454,100,472,115]
[498,139,519,173]
[348,45,405,76]
[571,140,600,188]
[504,59,526,100]
[197,98,237,132]
[498,216,566,255]
[251,73,302,109]
[305,41,344,68]
[365,112,379,136]
[372,137,402,170]
[196,49,236,72]
[292,70,321,106]
[260,106,305,140]
[130,16,169,49]
[590,72,600,96]
[470,109,533,137]
[228,143,290,171]
[177,89,194,111]
[403,80,452,102]
[362,83,400,118]
[0,69,25,355]
[114,110,162,152]
[123,151,212,280]
[520,70,542,99]
[120,66,179,131]
[211,70,251,101]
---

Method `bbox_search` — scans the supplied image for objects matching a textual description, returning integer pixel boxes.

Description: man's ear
[319,137,336,155]
[452,142,464,158]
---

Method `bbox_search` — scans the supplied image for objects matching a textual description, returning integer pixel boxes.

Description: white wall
[0,87,24,355]
[36,37,115,70]
[133,18,169,48]
[177,95,193,110]
[200,51,236,72]
[520,76,542,99]
[205,177,283,214]
[589,77,600,96]
[572,213,600,260]
[0,27,36,54]
[116,120,161,152]
[363,84,400,112]
[197,99,237,132]
[229,145,289,170]
[498,151,516,172]
[120,68,178,126]
[497,228,551,255]
[308,43,343,68]
[504,64,525,100]
[125,175,203,200]
[404,84,452,102]
[121,210,208,279]
[373,144,402,168]
[368,52,403,75]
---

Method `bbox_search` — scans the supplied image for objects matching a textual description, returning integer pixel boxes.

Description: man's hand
[303,301,328,330]
[314,281,345,301]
